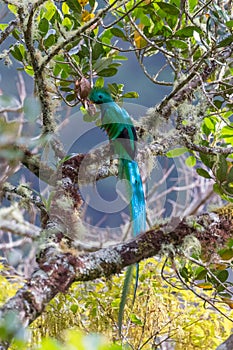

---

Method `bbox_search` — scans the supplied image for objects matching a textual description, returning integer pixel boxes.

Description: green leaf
[38,18,49,35]
[219,248,233,261]
[130,313,143,325]
[10,45,24,62]
[156,2,180,15]
[226,20,233,28]
[39,338,62,350]
[227,166,233,183]
[199,152,216,169]
[196,282,212,290]
[110,28,127,40]
[44,1,57,21]
[66,0,81,13]
[217,35,233,48]
[70,304,78,314]
[12,29,21,40]
[92,42,104,60]
[141,14,152,26]
[213,183,222,195]
[166,147,188,158]
[89,0,95,9]
[195,267,207,280]
[203,117,216,131]
[188,0,198,12]
[122,91,139,99]
[60,86,73,92]
[175,26,201,37]
[24,65,34,76]
[167,39,188,49]
[95,77,104,88]
[185,155,196,167]
[60,79,71,87]
[220,126,233,138]
[98,67,118,77]
[180,266,189,281]
[196,168,211,179]
[111,298,120,308]
[62,2,70,15]
[112,55,128,60]
[216,270,229,283]
[8,4,17,14]
[44,34,56,48]
[0,24,8,30]
[62,17,72,30]
[222,183,233,195]
[160,25,173,36]
[215,155,228,182]
[94,57,113,73]
[53,63,62,76]
[202,123,211,137]
[214,99,223,109]
[65,93,76,102]
[57,154,75,167]
[107,82,124,95]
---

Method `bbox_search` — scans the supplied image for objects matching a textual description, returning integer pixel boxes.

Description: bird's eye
[98,94,103,99]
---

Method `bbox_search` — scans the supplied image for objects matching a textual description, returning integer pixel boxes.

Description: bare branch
[0,220,40,239]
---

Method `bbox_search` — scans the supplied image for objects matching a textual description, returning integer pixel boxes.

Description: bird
[89,87,146,335]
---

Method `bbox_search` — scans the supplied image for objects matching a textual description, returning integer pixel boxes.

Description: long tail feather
[118,265,134,335]
[133,263,139,305]
[119,159,146,236]
[118,159,146,335]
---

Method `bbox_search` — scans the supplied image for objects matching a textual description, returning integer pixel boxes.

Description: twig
[0,18,19,45]
[0,221,40,239]
[173,259,233,322]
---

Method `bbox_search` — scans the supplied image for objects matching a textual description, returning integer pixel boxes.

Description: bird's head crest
[89,87,113,104]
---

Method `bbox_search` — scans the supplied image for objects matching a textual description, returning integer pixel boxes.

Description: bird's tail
[118,159,146,236]
[118,159,146,335]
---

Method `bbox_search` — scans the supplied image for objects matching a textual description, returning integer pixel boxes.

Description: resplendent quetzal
[89,87,146,334]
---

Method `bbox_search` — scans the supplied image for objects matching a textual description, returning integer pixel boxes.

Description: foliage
[36,331,122,350]
[0,262,22,304]
[30,259,232,349]
[0,262,25,349]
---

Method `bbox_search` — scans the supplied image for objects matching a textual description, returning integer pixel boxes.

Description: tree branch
[0,206,231,349]
[0,220,40,239]
[0,19,19,45]
[150,46,233,120]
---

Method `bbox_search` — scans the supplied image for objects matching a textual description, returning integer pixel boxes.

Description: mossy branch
[146,46,233,123]
[0,206,232,349]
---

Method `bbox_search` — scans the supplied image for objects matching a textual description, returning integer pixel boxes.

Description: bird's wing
[101,103,137,159]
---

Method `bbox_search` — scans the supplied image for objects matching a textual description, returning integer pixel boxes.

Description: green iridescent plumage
[89,87,146,334]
